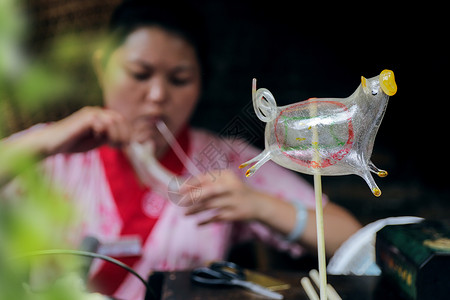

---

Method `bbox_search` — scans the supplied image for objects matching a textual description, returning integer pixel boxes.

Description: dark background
[193,1,450,225]
[23,0,449,228]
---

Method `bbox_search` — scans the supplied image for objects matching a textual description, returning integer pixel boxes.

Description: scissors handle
[210,261,245,279]
[231,279,284,299]
[191,267,231,285]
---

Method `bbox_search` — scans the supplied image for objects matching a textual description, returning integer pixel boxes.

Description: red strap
[89,126,189,295]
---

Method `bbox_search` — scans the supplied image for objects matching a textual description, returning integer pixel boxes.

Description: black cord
[14,249,157,299]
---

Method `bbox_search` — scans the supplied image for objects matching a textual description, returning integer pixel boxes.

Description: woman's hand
[182,169,362,256]
[184,170,261,224]
[183,169,294,227]
[45,106,130,155]
[4,106,130,158]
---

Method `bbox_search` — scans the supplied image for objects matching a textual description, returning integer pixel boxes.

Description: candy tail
[252,78,278,122]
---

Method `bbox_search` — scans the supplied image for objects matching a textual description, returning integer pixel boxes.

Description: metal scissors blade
[229,278,283,299]
[191,262,284,299]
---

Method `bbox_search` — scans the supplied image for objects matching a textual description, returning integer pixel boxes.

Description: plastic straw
[156,120,200,175]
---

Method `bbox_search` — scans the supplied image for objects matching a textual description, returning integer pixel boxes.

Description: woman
[1,1,361,299]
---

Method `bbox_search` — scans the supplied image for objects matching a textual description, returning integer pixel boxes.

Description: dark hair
[102,0,208,79]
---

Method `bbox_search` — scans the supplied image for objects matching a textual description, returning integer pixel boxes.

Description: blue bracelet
[286,201,308,242]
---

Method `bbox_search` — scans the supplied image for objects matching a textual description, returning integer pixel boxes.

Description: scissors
[191,261,283,299]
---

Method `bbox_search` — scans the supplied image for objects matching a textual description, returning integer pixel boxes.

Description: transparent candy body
[240,70,397,196]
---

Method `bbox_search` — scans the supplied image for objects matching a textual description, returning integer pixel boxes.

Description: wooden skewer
[313,173,327,300]
[311,101,327,300]
[309,269,342,300]
[301,277,320,300]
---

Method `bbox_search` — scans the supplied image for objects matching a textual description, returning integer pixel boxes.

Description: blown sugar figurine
[240,69,397,197]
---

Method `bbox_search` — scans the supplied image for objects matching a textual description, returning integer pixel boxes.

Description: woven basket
[26,0,121,49]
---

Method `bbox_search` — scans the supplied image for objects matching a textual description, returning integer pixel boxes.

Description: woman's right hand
[6,106,131,158]
[47,106,130,155]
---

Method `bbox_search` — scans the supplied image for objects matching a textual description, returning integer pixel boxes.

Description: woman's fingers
[91,108,130,147]
[185,195,230,216]
[187,202,238,226]
[197,210,235,226]
[53,106,131,153]
[180,170,237,197]
[180,169,263,225]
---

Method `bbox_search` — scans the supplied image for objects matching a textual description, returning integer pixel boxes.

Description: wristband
[286,201,308,241]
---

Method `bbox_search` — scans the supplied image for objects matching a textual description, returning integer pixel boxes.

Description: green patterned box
[376,220,450,300]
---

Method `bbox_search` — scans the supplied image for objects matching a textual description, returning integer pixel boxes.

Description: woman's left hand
[183,169,361,257]
[183,169,269,225]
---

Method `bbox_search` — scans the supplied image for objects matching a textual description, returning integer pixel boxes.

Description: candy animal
[240,70,397,196]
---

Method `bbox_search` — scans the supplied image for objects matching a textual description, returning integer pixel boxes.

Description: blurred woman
[0,1,361,299]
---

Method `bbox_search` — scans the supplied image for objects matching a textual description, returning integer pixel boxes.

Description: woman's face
[98,26,201,156]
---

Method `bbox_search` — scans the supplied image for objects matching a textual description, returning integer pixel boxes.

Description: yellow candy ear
[379,69,397,96]
[361,76,370,94]
[361,76,367,87]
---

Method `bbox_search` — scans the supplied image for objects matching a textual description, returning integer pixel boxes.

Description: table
[146,270,407,300]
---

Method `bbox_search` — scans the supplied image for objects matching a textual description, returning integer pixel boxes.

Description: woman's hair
[102,0,208,78]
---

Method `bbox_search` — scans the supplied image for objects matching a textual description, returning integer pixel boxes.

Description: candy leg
[238,149,269,169]
[239,150,272,177]
[361,169,382,197]
[368,161,388,177]
[239,153,262,169]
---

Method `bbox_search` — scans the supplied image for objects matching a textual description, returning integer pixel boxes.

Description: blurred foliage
[0,147,82,299]
[0,0,103,138]
[0,0,102,298]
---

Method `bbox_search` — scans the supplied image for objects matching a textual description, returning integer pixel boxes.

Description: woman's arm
[0,107,130,186]
[256,196,361,256]
[184,170,361,257]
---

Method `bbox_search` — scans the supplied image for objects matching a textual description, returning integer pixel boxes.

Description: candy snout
[379,69,397,96]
